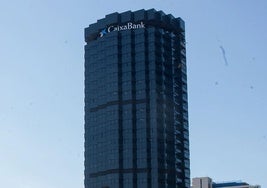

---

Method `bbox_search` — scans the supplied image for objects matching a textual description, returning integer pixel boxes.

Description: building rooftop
[213,181,249,187]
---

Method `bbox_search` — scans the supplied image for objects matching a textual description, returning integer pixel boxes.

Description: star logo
[99,28,107,37]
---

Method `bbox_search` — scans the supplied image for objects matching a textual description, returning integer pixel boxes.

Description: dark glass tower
[84,9,190,188]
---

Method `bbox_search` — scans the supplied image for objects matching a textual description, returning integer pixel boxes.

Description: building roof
[213,181,249,187]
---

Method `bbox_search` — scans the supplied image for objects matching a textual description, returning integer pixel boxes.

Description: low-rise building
[192,177,260,188]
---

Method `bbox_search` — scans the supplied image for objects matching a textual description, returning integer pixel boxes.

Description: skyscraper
[84,9,189,188]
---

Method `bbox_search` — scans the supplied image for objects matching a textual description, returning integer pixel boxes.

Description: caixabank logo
[99,21,145,37]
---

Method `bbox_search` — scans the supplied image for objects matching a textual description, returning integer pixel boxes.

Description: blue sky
[0,0,266,187]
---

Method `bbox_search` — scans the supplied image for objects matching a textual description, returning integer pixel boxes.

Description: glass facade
[84,9,190,188]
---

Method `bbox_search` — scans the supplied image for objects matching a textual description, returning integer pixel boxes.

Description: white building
[191,177,260,188]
